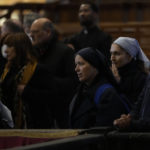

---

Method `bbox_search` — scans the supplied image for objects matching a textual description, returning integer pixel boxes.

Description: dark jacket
[22,64,56,129]
[118,60,147,105]
[0,65,22,117]
[30,37,78,128]
[129,75,150,131]
[64,26,112,63]
[0,63,55,129]
[69,77,129,129]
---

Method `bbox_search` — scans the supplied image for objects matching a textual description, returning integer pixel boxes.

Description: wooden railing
[4,128,150,150]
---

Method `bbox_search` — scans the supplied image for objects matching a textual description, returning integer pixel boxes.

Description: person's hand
[111,63,120,82]
[17,84,25,96]
[113,114,131,129]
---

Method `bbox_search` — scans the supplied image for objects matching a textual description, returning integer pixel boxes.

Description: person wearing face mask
[1,44,7,59]
[69,47,129,129]
[110,37,149,105]
[0,20,25,76]
[0,33,54,129]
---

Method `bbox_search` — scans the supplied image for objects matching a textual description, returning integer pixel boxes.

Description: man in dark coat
[23,18,77,128]
[64,1,112,63]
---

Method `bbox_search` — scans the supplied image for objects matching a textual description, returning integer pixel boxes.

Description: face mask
[1,44,7,58]
[26,33,32,42]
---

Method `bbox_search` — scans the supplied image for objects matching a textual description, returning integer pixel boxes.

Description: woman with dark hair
[0,19,25,76]
[110,37,149,105]
[0,33,53,128]
[0,33,37,128]
[69,47,129,129]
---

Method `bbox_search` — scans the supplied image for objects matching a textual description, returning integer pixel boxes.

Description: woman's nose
[111,55,115,61]
[75,65,79,72]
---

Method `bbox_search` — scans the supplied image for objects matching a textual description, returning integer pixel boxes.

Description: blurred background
[0,0,150,57]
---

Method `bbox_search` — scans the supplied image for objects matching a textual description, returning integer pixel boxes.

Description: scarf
[0,60,38,128]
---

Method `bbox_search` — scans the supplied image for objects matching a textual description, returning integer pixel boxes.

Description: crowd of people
[0,0,150,131]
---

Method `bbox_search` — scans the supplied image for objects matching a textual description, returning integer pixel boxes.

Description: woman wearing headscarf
[110,37,149,105]
[69,47,129,129]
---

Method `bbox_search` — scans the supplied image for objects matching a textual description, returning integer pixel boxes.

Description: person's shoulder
[54,40,75,53]
[93,26,112,41]
[64,31,82,43]
[98,28,112,38]
[133,69,148,80]
[34,63,51,74]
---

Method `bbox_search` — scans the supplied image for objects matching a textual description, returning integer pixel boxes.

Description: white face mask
[1,44,7,58]
[26,33,32,42]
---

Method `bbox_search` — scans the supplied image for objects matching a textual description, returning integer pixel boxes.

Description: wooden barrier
[0,129,80,149]
[5,128,150,150]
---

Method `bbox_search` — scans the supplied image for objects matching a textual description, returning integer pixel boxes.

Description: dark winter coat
[69,77,129,129]
[28,37,78,128]
[22,64,56,129]
[118,60,147,105]
[129,75,150,131]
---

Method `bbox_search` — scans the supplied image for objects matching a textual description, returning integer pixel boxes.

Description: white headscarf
[113,37,150,69]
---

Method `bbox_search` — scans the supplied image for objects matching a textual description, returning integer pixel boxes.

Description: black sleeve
[129,75,150,131]
[130,89,145,119]
[130,119,150,131]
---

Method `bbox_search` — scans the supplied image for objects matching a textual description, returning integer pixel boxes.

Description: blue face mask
[1,44,7,58]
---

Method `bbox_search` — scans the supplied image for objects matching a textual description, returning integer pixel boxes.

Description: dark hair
[4,33,36,67]
[3,19,24,33]
[81,0,99,13]
[76,47,119,89]
[0,33,9,48]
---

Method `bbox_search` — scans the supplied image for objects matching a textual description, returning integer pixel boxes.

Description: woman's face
[75,55,98,85]
[110,44,132,68]
[5,45,16,61]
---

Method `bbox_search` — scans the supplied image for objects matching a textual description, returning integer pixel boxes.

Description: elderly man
[23,18,77,128]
